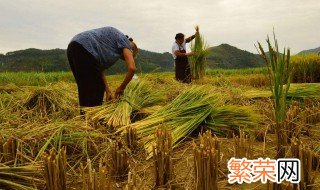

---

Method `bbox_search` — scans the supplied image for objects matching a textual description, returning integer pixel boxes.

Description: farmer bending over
[67,26,138,115]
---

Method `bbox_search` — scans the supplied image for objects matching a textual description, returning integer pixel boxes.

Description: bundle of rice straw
[121,86,223,154]
[118,86,258,157]
[190,25,210,80]
[85,81,163,128]
[206,105,259,136]
[21,82,78,119]
[0,118,109,162]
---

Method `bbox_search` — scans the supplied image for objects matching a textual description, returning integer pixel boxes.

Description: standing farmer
[67,26,138,114]
[171,28,199,83]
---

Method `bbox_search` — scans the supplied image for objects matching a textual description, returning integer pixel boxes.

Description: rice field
[0,67,320,189]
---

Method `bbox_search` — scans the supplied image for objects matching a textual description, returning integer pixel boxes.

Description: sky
[0,0,319,54]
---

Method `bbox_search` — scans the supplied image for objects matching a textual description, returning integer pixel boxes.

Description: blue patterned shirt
[71,26,132,70]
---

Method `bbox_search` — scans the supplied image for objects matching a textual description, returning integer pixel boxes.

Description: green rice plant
[44,147,67,190]
[256,31,292,158]
[193,131,219,190]
[0,72,74,86]
[0,164,45,190]
[190,26,210,80]
[291,54,320,83]
[206,67,268,76]
[85,81,163,128]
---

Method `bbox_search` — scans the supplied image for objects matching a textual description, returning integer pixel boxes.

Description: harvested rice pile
[85,81,164,127]
[0,118,110,163]
[118,86,259,156]
[20,82,78,119]
[0,83,20,94]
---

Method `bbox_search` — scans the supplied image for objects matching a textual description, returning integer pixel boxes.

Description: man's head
[175,33,185,45]
[126,35,138,58]
[130,41,138,58]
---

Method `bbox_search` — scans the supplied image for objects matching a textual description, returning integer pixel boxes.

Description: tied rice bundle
[190,26,210,80]
[118,86,258,157]
[85,81,163,127]
[206,105,259,136]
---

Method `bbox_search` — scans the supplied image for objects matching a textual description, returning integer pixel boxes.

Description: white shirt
[171,40,187,60]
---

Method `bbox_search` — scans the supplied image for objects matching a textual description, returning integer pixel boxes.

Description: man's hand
[115,87,125,98]
[186,52,194,57]
[195,26,200,36]
[105,89,113,102]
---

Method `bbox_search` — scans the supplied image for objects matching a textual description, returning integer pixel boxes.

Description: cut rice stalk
[44,147,67,190]
[153,128,173,188]
[193,131,219,190]
[0,164,44,189]
[80,159,109,190]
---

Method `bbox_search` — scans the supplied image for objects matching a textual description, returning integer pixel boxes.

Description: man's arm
[101,72,113,101]
[186,27,200,43]
[101,72,110,90]
[185,34,196,43]
[115,48,136,98]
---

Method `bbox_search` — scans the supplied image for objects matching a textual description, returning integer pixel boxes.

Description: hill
[298,47,320,55]
[0,48,174,74]
[0,44,267,73]
[206,44,265,68]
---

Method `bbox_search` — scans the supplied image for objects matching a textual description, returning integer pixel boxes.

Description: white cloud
[0,0,319,54]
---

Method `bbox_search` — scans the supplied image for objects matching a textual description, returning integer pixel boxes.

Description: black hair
[126,35,134,42]
[175,33,184,40]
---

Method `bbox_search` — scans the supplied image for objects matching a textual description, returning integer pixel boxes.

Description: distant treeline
[0,44,270,73]
[0,48,174,74]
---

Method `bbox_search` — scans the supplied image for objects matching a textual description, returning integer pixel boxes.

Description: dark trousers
[175,55,191,83]
[67,41,105,109]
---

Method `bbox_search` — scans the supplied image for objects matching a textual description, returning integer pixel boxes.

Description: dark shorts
[67,41,105,108]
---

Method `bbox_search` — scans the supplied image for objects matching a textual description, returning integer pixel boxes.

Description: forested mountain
[206,44,265,68]
[0,48,174,74]
[0,44,267,73]
[298,47,320,55]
